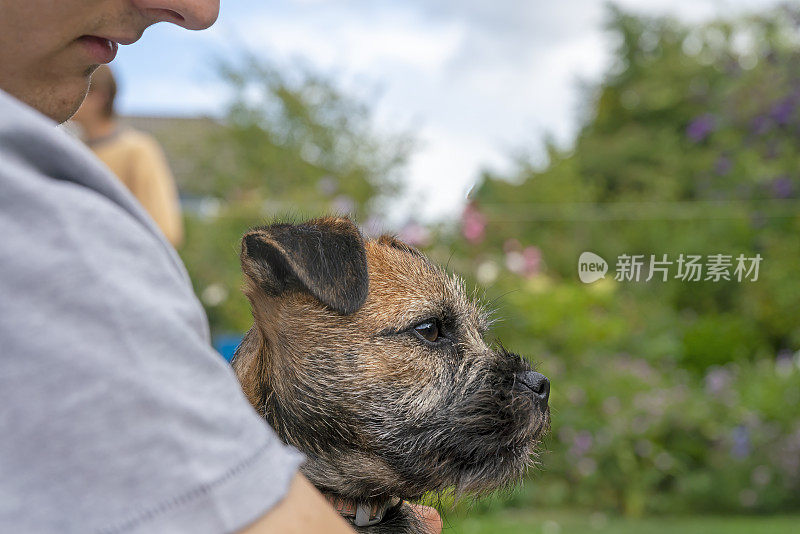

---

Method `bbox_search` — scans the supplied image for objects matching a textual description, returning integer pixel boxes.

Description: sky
[113,0,787,222]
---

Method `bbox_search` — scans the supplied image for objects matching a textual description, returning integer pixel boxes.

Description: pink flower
[398,221,431,248]
[522,246,542,277]
[505,242,542,277]
[461,203,487,244]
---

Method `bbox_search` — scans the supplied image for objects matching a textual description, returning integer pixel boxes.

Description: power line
[479,199,800,222]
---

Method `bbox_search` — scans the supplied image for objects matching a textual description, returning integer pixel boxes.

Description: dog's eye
[414,320,440,342]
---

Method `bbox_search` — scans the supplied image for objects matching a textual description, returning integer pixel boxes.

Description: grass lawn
[442,508,800,534]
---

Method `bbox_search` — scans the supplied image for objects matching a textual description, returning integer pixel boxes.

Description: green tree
[464,4,800,369]
[179,56,413,334]
[433,4,800,515]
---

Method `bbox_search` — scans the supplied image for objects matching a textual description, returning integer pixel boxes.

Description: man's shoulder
[0,87,107,185]
[0,90,192,294]
[0,88,63,171]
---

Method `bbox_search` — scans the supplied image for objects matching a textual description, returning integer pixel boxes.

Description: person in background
[71,65,184,247]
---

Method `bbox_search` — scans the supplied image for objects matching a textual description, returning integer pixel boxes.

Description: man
[71,65,184,247]
[0,1,441,533]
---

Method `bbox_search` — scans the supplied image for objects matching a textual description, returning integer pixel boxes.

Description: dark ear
[241,217,369,315]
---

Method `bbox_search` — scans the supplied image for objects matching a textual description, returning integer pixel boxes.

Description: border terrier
[232,217,550,533]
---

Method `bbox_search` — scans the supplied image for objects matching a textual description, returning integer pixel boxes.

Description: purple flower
[714,155,732,176]
[572,431,593,456]
[770,97,796,125]
[750,114,772,136]
[686,114,716,142]
[705,366,732,396]
[772,176,795,199]
[731,425,751,459]
[776,349,795,376]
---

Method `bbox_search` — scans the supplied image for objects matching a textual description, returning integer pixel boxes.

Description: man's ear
[240,217,369,315]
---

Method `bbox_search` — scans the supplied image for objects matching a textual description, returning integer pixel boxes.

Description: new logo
[578,251,608,283]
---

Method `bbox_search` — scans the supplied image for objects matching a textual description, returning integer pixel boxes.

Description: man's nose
[133,0,220,31]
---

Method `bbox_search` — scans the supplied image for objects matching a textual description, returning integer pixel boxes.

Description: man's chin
[15,69,95,124]
[58,69,96,123]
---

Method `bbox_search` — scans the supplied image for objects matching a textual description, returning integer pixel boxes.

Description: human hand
[406,504,442,534]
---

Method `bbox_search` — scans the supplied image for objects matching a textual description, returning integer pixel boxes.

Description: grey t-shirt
[0,89,303,533]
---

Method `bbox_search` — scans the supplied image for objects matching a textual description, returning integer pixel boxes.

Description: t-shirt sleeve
[0,126,304,533]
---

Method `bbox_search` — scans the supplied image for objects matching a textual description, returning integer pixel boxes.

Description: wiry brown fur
[232,217,550,534]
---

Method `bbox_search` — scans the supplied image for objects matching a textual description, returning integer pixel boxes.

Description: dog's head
[233,217,549,500]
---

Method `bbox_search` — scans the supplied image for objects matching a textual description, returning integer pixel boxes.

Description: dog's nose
[518,371,550,404]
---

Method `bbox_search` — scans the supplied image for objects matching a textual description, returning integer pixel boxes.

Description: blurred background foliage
[177,57,413,335]
[170,3,800,524]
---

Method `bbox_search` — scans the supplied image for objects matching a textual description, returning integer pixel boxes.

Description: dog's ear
[241,217,369,315]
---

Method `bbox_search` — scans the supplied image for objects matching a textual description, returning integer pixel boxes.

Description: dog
[231,217,550,533]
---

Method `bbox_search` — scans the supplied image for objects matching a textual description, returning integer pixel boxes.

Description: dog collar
[325,494,403,527]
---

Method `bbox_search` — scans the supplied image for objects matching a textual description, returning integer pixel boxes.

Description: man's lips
[77,36,120,64]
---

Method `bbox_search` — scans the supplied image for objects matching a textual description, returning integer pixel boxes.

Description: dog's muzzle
[516,370,550,407]
[325,494,404,527]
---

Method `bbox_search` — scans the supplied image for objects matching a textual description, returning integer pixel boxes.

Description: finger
[407,504,442,534]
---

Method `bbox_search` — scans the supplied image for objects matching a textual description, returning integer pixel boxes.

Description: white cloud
[119,0,790,221]
[207,6,465,75]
